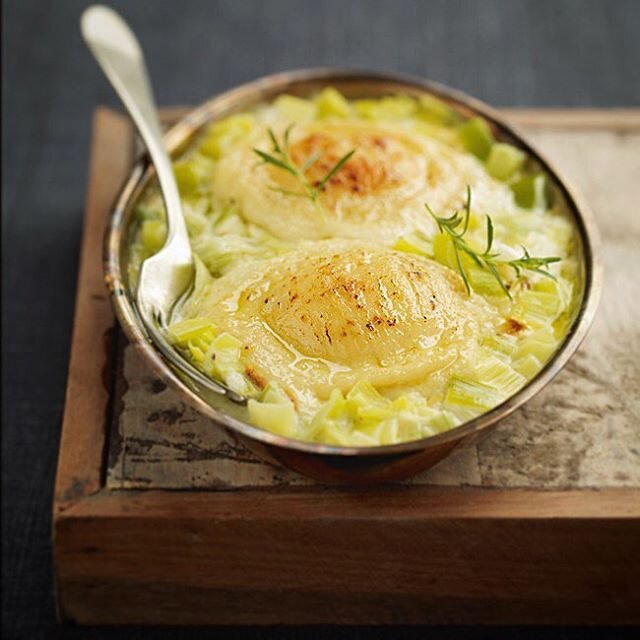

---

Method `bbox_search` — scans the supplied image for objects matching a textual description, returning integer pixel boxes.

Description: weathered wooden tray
[53,107,640,626]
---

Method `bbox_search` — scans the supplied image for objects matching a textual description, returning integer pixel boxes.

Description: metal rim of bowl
[104,68,603,458]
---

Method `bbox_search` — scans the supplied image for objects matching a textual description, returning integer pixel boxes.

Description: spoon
[81,5,245,402]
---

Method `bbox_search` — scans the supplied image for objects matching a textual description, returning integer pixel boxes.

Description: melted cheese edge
[211,118,515,244]
[188,241,499,419]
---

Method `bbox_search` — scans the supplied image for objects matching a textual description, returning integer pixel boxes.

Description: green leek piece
[135,205,160,222]
[274,94,316,121]
[393,231,432,257]
[483,333,518,360]
[432,231,458,270]
[379,418,400,445]
[248,399,298,437]
[260,382,291,405]
[315,87,351,118]
[429,410,459,432]
[457,117,495,160]
[191,234,266,275]
[512,353,543,379]
[173,161,200,194]
[355,95,417,120]
[468,265,507,297]
[533,276,573,311]
[168,317,217,348]
[303,379,462,445]
[180,256,215,319]
[215,212,247,236]
[186,343,206,365]
[398,414,435,441]
[418,95,455,124]
[225,371,257,397]
[173,154,214,195]
[181,198,210,236]
[140,219,166,253]
[511,174,548,209]
[204,332,243,379]
[378,95,417,118]
[515,289,564,328]
[486,143,526,181]
[349,430,380,446]
[432,230,477,273]
[353,99,379,119]
[199,113,254,159]
[513,328,558,364]
[307,389,346,439]
[320,422,355,446]
[474,356,526,397]
[345,380,386,412]
[444,377,503,415]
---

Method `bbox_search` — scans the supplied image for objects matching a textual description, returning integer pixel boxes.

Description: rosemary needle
[253,125,356,216]
[427,186,561,298]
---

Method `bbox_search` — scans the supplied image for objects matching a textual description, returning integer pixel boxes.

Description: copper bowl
[105,69,602,484]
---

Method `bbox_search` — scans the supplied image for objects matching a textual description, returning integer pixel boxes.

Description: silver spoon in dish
[81,5,246,403]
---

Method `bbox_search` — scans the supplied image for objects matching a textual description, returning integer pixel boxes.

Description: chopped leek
[135,205,160,221]
[457,117,495,160]
[355,96,417,120]
[173,154,214,196]
[468,265,508,297]
[204,332,242,375]
[248,399,298,437]
[514,289,564,328]
[345,380,385,410]
[418,95,455,124]
[512,353,543,378]
[474,355,526,397]
[513,328,558,364]
[444,377,503,416]
[393,231,432,257]
[432,231,459,271]
[314,87,351,118]
[260,381,292,405]
[486,143,525,181]
[140,219,166,253]
[350,430,380,446]
[273,94,316,121]
[199,113,254,159]
[168,318,217,347]
[511,174,548,209]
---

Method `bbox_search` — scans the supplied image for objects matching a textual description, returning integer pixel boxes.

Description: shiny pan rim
[104,68,603,458]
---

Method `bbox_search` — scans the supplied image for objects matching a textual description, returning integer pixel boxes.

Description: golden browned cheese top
[190,241,497,410]
[210,119,509,244]
[288,131,402,199]
[255,247,467,366]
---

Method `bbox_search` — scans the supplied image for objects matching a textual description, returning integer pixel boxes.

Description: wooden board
[53,107,640,626]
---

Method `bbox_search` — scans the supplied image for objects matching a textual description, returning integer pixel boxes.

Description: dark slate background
[2,0,639,638]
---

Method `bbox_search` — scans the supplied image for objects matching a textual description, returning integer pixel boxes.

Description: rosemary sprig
[426,186,561,298]
[253,125,355,215]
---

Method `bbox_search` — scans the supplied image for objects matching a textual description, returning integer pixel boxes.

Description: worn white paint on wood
[107,123,640,490]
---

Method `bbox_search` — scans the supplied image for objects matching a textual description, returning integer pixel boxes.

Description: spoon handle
[81,4,189,247]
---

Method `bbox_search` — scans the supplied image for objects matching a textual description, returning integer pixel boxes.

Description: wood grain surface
[57,487,640,625]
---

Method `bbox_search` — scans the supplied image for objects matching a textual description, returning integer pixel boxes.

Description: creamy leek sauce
[131,89,580,446]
